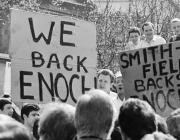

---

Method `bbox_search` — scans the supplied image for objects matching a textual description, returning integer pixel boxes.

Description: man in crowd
[75,89,116,140]
[0,114,33,140]
[169,18,180,42]
[118,98,157,140]
[97,69,123,116]
[166,108,180,140]
[115,71,125,101]
[0,98,13,117]
[21,103,40,132]
[2,94,22,122]
[39,103,76,140]
[141,132,176,140]
[126,27,142,50]
[141,22,166,47]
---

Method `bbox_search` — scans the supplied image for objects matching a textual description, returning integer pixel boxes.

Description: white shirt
[125,41,143,50]
[141,35,166,48]
[109,91,124,119]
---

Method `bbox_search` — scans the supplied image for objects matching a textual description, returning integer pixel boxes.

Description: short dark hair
[0,98,12,110]
[21,103,40,120]
[142,22,154,31]
[128,27,141,36]
[118,98,156,140]
[97,69,115,83]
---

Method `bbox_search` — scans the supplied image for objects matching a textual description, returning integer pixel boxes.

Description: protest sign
[9,9,97,105]
[119,42,180,116]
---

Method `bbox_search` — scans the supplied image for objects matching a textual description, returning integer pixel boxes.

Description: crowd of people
[125,18,180,50]
[0,68,179,140]
[0,18,180,140]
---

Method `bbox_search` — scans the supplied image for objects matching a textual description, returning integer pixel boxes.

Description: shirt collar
[145,36,156,44]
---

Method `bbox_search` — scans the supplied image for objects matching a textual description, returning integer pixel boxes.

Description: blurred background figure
[169,18,180,42]
[111,71,125,101]
[125,27,142,50]
[141,22,166,47]
[115,71,125,101]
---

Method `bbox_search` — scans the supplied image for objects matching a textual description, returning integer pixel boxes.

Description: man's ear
[23,114,28,120]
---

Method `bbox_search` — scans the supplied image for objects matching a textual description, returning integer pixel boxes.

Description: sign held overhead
[10,9,97,105]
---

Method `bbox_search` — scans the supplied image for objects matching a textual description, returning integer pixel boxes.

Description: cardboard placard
[119,42,180,116]
[9,9,97,105]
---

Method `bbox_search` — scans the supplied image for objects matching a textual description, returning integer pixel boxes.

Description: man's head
[141,132,176,140]
[97,69,115,93]
[128,27,141,45]
[118,98,156,140]
[142,22,155,42]
[21,103,40,130]
[39,103,76,140]
[75,89,116,139]
[166,108,180,140]
[0,114,33,140]
[0,98,13,117]
[171,18,180,36]
[115,71,125,100]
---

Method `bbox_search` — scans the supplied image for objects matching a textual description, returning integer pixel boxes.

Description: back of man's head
[166,108,180,140]
[21,103,40,120]
[118,98,156,140]
[39,103,76,140]
[0,98,11,111]
[0,114,33,140]
[75,89,116,139]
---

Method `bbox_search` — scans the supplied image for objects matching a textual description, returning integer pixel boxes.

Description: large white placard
[9,9,97,105]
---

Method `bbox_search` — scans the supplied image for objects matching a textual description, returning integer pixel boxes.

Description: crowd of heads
[1,18,180,140]
[0,76,180,140]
